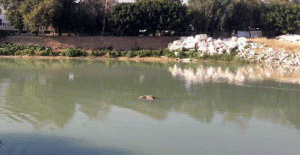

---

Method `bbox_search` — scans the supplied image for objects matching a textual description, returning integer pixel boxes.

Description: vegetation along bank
[0,42,240,62]
[2,34,300,69]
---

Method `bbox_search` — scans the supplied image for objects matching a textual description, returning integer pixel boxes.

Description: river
[0,59,299,155]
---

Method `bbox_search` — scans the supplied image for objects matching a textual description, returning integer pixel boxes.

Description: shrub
[0,48,10,55]
[41,48,52,56]
[90,49,107,56]
[106,51,117,58]
[178,50,188,59]
[137,50,152,57]
[164,49,176,58]
[151,49,164,57]
[126,51,137,58]
[60,48,86,57]
[35,44,46,51]
[115,51,126,57]
[15,49,35,56]
[187,50,199,58]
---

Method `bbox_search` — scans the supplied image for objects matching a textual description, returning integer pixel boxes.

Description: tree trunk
[102,0,108,34]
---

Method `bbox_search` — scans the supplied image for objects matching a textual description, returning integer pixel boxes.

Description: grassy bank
[0,43,244,63]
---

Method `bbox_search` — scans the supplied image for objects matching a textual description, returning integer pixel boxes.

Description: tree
[4,2,24,32]
[0,0,59,35]
[109,0,189,36]
[21,0,58,35]
[52,0,77,36]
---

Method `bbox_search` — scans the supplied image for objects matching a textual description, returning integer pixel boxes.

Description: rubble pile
[168,34,300,67]
[168,34,249,55]
[236,47,300,66]
[276,34,300,43]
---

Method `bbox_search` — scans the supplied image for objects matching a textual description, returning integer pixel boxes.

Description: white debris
[168,34,251,55]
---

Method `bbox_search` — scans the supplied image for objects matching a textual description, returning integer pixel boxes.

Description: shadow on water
[0,134,136,155]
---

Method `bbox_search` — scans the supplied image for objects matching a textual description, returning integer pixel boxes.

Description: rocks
[168,34,251,55]
[169,33,300,67]
[276,34,300,43]
[236,46,300,67]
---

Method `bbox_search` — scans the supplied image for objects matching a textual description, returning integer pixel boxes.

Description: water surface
[0,59,299,155]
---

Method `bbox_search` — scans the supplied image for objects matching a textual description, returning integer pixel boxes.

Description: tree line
[189,0,300,37]
[1,0,300,37]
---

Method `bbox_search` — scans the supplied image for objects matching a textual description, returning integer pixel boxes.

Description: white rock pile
[236,47,300,66]
[168,34,249,55]
[276,34,300,43]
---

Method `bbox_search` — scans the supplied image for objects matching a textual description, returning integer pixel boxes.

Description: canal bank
[1,35,300,68]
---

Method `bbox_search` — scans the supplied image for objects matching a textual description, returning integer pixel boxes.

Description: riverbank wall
[1,36,180,52]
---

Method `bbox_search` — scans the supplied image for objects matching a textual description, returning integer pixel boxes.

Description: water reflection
[0,59,300,154]
[169,64,300,85]
[0,59,299,130]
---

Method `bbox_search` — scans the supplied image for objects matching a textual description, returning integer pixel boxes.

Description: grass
[248,37,300,54]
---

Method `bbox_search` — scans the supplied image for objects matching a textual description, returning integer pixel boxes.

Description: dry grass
[248,37,300,54]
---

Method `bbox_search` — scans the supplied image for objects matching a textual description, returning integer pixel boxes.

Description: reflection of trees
[3,80,74,130]
[0,59,300,132]
[80,100,111,120]
[174,102,214,123]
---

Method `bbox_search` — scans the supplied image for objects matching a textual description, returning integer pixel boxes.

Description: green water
[0,59,299,155]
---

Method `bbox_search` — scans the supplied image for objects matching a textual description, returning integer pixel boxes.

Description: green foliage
[187,50,199,58]
[151,49,164,57]
[106,51,117,58]
[21,0,58,33]
[0,43,52,56]
[263,4,300,36]
[90,49,108,56]
[1,0,113,35]
[41,48,52,56]
[126,51,137,58]
[137,50,152,57]
[15,49,35,56]
[189,0,264,36]
[110,0,189,36]
[0,48,11,55]
[4,2,24,31]
[60,48,86,57]
[197,52,237,61]
[116,51,127,57]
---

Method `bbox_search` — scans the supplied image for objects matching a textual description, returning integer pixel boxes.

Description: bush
[60,48,86,57]
[126,51,137,58]
[115,51,126,57]
[35,44,46,51]
[163,49,176,58]
[151,49,164,57]
[15,49,35,56]
[187,50,199,58]
[90,49,108,56]
[0,43,53,56]
[0,48,10,55]
[137,50,152,57]
[106,51,117,58]
[41,48,52,56]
